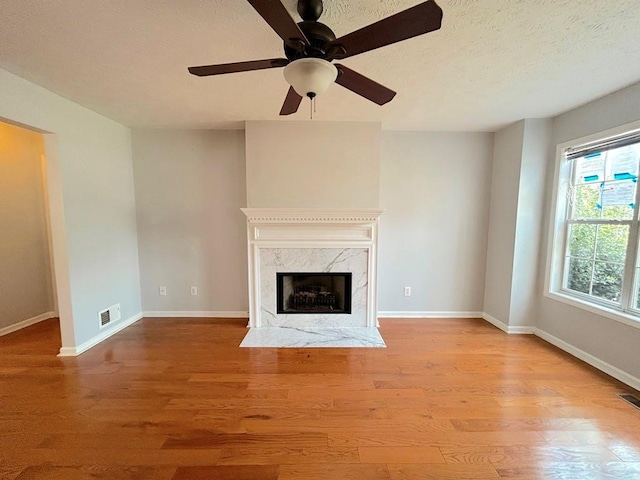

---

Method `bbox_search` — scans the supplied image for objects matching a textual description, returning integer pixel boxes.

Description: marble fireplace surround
[241,208,383,329]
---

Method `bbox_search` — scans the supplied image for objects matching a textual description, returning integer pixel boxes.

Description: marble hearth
[240,209,384,346]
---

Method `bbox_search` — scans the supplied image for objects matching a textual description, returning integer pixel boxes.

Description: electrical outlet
[191,286,198,296]
[159,286,167,296]
[404,286,411,297]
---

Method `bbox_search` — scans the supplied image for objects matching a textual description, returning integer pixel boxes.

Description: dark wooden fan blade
[335,64,396,105]
[327,1,442,60]
[188,58,289,76]
[280,86,303,115]
[247,0,310,48]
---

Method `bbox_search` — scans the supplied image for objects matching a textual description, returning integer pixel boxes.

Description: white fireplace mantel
[241,208,383,328]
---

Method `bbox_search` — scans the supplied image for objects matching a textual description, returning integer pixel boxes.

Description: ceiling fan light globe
[284,58,338,98]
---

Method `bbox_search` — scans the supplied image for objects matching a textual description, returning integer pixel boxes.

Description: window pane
[601,203,634,219]
[566,257,591,295]
[568,224,596,259]
[600,179,636,219]
[591,261,623,302]
[575,154,605,184]
[595,224,629,263]
[571,184,601,219]
[605,144,640,181]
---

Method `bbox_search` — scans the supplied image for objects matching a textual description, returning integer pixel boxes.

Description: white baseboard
[482,313,534,334]
[509,326,536,334]
[481,312,509,332]
[533,327,640,392]
[142,311,249,319]
[0,311,56,337]
[58,312,143,357]
[378,311,483,319]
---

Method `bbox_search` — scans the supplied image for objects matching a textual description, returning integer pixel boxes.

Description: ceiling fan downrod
[297,0,323,22]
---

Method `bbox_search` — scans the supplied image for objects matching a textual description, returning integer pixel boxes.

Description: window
[549,126,640,321]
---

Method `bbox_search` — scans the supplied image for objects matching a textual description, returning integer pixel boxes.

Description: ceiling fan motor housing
[284,20,336,61]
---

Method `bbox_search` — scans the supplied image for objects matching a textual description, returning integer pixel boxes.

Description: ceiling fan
[188,0,443,116]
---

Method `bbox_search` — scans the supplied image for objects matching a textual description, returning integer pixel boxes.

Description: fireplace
[241,208,382,328]
[277,272,352,314]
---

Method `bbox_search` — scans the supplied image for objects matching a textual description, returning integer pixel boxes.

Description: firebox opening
[277,272,352,314]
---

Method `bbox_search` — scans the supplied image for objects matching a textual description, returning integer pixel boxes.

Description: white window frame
[546,120,640,331]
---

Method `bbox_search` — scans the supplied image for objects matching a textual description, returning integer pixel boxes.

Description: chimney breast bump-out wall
[245,121,381,208]
[243,121,383,328]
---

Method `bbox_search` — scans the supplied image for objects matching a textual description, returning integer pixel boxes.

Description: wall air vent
[98,304,121,328]
[619,393,640,411]
[100,310,110,327]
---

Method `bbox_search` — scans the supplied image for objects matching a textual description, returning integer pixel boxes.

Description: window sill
[545,290,640,331]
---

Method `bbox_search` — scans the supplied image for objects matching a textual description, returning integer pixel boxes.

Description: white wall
[484,119,551,329]
[245,121,380,208]
[0,68,141,350]
[132,129,248,314]
[0,122,54,331]
[538,80,640,380]
[379,131,494,315]
[483,121,523,324]
[132,126,493,318]
[510,119,551,327]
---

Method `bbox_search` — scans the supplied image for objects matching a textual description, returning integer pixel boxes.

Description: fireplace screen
[277,272,352,314]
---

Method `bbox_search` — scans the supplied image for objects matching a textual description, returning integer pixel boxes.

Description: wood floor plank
[278,463,390,480]
[240,417,455,433]
[287,387,425,400]
[358,446,445,464]
[495,462,640,479]
[15,466,176,480]
[542,404,640,424]
[450,417,614,432]
[37,433,167,450]
[1,317,640,478]
[539,430,640,446]
[440,444,620,465]
[188,373,376,390]
[216,446,359,465]
[165,397,334,409]
[3,448,223,467]
[171,465,279,480]
[162,432,328,449]
[387,463,500,479]
[327,429,549,448]
[428,405,556,419]
[194,407,321,423]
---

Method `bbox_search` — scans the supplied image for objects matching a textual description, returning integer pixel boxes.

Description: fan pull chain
[308,93,317,120]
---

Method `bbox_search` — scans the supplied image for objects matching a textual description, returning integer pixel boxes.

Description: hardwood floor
[1,317,640,479]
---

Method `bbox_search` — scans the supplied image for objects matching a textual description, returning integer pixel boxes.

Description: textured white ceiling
[1,0,639,131]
